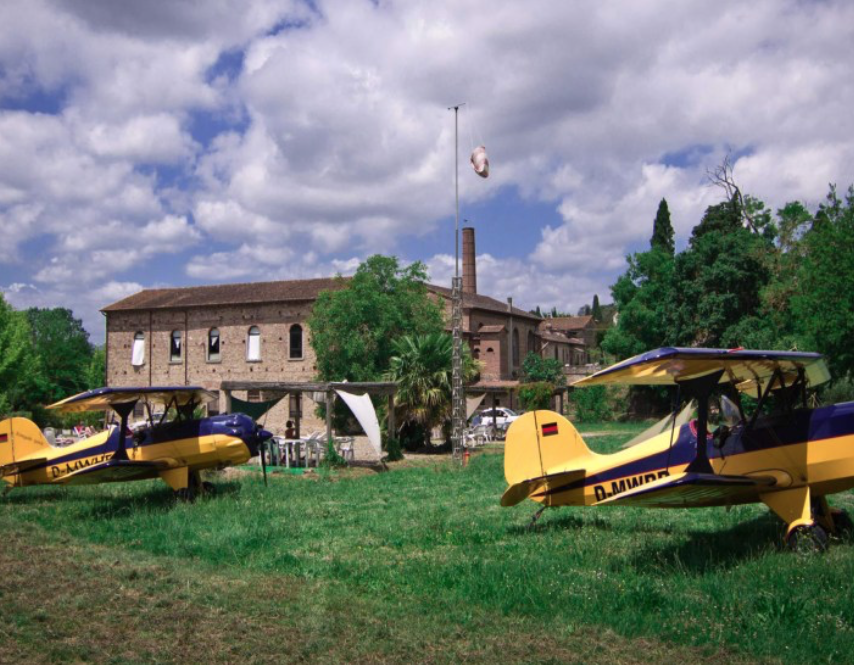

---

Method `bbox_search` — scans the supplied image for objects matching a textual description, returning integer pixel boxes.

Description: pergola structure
[220,381,397,444]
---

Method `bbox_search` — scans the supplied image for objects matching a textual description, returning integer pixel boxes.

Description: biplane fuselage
[1,387,270,497]
[1,414,256,490]
[502,348,854,547]
[508,402,854,510]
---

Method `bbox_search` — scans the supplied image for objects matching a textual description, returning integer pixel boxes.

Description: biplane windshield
[572,347,829,394]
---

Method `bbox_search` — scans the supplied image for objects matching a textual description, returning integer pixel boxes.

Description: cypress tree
[650,198,675,254]
[591,294,602,321]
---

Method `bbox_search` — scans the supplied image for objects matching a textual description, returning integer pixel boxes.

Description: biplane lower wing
[501,469,586,507]
[595,471,776,508]
[57,459,168,485]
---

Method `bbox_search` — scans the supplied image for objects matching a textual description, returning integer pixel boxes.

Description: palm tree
[385,332,480,446]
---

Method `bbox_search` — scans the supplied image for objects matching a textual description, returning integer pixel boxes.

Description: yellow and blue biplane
[502,348,854,550]
[0,386,273,500]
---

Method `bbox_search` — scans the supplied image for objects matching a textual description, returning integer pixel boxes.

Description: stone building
[538,315,598,365]
[101,227,590,434]
[102,278,344,433]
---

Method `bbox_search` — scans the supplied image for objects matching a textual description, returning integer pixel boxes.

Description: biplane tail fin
[0,417,51,467]
[504,410,594,487]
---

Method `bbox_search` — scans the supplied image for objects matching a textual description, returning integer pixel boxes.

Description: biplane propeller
[502,348,854,551]
[1,386,273,501]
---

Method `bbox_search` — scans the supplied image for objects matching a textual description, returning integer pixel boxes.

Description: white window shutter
[247,333,260,361]
[131,337,145,366]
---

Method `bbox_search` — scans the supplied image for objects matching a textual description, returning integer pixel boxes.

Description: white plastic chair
[335,436,355,463]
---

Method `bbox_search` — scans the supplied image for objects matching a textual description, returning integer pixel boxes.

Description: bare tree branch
[706,153,760,233]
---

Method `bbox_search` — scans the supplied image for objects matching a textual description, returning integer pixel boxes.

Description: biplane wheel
[786,523,828,553]
[202,481,216,496]
[174,488,195,502]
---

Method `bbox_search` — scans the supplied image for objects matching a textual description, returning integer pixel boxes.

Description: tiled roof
[102,277,348,312]
[539,315,594,331]
[427,285,542,321]
[477,324,506,334]
[102,276,544,323]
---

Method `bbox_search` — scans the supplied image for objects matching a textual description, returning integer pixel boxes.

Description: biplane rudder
[504,410,594,486]
[0,416,51,467]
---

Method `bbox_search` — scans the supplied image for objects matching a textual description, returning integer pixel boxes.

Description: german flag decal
[541,422,558,437]
[0,434,7,443]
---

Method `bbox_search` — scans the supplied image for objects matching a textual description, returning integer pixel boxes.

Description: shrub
[518,381,555,411]
[570,385,613,422]
[383,436,404,462]
[821,374,854,405]
[320,438,348,468]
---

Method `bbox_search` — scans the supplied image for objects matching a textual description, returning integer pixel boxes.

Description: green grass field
[2,424,853,663]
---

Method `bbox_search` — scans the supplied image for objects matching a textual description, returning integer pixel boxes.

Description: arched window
[512,329,520,367]
[247,326,261,361]
[131,331,145,366]
[170,330,182,363]
[527,331,536,356]
[289,324,303,359]
[207,328,221,362]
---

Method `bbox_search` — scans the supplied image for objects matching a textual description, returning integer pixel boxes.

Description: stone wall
[105,302,325,435]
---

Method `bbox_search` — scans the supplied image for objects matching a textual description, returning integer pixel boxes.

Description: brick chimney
[462,226,477,295]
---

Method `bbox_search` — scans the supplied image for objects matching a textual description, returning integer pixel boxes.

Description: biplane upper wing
[501,469,586,507]
[47,386,217,413]
[572,347,829,394]
[594,471,777,508]
[56,458,172,485]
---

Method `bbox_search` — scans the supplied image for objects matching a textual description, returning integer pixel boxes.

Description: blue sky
[1,0,853,344]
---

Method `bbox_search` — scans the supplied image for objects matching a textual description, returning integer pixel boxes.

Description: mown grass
[2,425,853,663]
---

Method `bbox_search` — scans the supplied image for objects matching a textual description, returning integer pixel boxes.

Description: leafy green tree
[650,198,675,254]
[25,308,94,403]
[0,296,37,416]
[791,185,854,376]
[670,197,771,348]
[87,346,106,388]
[309,255,445,382]
[518,381,555,411]
[520,352,565,386]
[602,247,675,358]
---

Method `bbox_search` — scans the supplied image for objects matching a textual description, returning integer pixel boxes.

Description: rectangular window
[131,334,145,366]
[247,332,261,361]
[208,329,221,362]
[170,332,182,363]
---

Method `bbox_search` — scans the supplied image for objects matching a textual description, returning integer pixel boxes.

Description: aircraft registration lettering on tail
[502,347,854,551]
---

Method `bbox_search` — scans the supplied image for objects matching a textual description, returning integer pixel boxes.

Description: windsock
[470,145,489,178]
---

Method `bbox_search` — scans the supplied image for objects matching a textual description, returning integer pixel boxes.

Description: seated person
[285,420,297,439]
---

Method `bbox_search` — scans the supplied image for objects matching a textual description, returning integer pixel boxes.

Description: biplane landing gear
[811,496,853,540]
[785,522,828,553]
[174,472,205,502]
[527,505,547,531]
